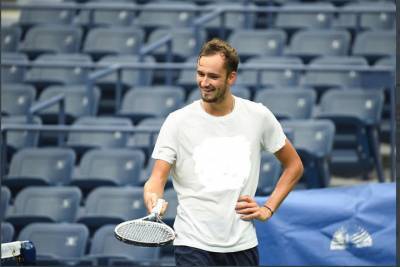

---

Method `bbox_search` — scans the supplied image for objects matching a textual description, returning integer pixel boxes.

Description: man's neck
[201,94,235,117]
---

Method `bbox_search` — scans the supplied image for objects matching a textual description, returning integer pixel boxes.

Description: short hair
[198,38,239,75]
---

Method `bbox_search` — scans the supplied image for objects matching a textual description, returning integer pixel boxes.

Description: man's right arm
[143,159,172,215]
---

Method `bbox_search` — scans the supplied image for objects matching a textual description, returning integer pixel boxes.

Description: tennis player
[144,38,303,266]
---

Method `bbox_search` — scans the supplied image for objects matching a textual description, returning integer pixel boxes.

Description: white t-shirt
[152,96,286,252]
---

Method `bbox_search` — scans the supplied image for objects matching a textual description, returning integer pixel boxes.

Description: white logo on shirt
[192,136,251,192]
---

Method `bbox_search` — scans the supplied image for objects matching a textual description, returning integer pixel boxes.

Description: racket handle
[151,199,165,215]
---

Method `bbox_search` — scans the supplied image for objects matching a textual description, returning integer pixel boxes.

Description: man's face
[196,54,236,103]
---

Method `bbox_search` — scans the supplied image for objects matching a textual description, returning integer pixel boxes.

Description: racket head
[114,217,176,247]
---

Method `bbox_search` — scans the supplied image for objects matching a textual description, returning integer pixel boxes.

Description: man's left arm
[236,139,303,221]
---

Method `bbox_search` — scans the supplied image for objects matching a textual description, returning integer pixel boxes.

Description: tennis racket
[114,199,176,247]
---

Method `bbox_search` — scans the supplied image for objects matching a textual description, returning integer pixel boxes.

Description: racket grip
[151,199,165,215]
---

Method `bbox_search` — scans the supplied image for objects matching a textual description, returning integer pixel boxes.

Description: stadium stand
[257,152,282,195]
[1,222,15,243]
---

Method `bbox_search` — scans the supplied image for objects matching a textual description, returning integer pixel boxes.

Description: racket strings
[116,221,174,244]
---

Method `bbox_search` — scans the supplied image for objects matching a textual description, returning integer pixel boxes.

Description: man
[144,38,303,266]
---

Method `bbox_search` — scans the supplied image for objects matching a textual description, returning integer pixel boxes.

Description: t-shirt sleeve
[260,105,286,153]
[151,113,178,164]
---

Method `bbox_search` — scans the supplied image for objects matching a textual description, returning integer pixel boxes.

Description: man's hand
[235,195,273,221]
[144,192,168,216]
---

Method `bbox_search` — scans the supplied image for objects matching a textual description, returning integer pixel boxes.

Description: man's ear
[227,71,237,85]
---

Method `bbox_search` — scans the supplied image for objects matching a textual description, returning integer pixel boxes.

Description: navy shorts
[174,245,259,266]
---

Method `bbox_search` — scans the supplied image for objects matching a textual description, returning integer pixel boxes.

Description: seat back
[8,147,76,185]
[1,26,21,52]
[78,148,145,186]
[1,84,36,116]
[1,52,28,83]
[120,86,185,117]
[1,222,15,243]
[10,186,81,222]
[1,187,11,220]
[352,30,395,58]
[254,89,316,120]
[258,152,281,195]
[83,186,147,220]
[18,223,89,259]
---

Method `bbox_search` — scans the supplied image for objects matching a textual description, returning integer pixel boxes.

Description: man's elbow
[294,157,304,182]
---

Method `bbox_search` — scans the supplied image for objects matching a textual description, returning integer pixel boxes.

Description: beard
[199,83,228,104]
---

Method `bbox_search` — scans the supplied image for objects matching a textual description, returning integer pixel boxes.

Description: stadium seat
[301,56,369,98]
[163,187,178,227]
[237,56,304,90]
[316,89,384,182]
[128,117,165,159]
[1,83,36,116]
[254,88,316,120]
[1,52,29,84]
[1,116,42,164]
[352,30,395,64]
[76,1,137,27]
[140,158,174,189]
[202,2,257,38]
[6,186,81,230]
[1,222,15,243]
[1,186,11,220]
[83,27,144,61]
[285,29,351,63]
[133,1,196,34]
[334,1,395,31]
[17,222,89,266]
[18,25,83,60]
[257,152,282,195]
[24,53,93,90]
[3,147,76,194]
[17,0,75,31]
[1,26,21,52]
[76,186,147,230]
[275,2,335,36]
[37,85,101,124]
[118,86,185,124]
[281,119,335,188]
[85,224,161,266]
[146,28,206,62]
[228,29,287,61]
[70,148,145,194]
[66,116,132,159]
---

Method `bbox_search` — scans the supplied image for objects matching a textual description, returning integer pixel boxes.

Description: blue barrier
[255,182,396,266]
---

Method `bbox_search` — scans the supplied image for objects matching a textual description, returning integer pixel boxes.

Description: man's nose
[200,76,210,87]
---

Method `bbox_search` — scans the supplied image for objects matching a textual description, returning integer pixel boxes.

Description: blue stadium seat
[163,187,178,227]
[18,25,83,60]
[128,117,165,159]
[83,27,144,61]
[254,88,316,120]
[281,119,335,188]
[316,89,384,182]
[1,222,15,243]
[301,56,369,98]
[66,116,132,159]
[118,86,185,124]
[1,116,42,164]
[352,30,395,64]
[257,152,282,196]
[1,52,29,84]
[85,224,161,266]
[140,158,174,189]
[146,28,206,62]
[17,222,89,266]
[275,2,335,35]
[37,85,101,124]
[334,1,395,31]
[76,1,137,27]
[76,186,147,230]
[6,186,81,230]
[1,83,36,116]
[237,56,304,90]
[1,187,11,221]
[3,147,76,193]
[70,148,145,194]
[133,1,196,34]
[17,0,75,31]
[1,26,21,52]
[24,53,93,90]
[285,29,351,63]
[228,29,287,61]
